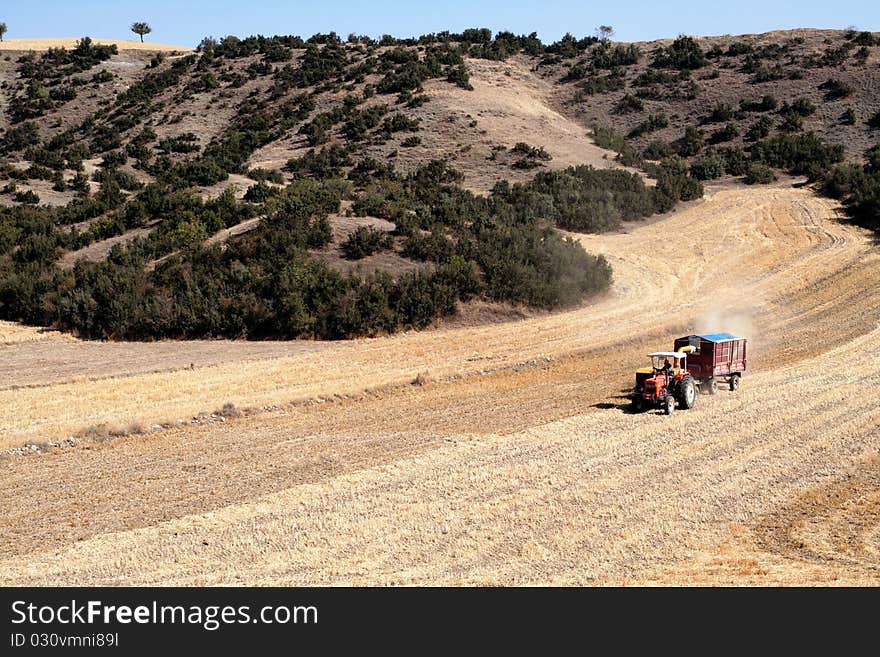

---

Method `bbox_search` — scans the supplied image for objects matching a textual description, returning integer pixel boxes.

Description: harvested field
[1,180,878,585]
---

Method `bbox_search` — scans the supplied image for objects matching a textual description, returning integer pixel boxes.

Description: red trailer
[673,333,747,394]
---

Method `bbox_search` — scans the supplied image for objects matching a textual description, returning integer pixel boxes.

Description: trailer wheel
[664,395,675,415]
[705,378,718,395]
[729,374,740,392]
[678,375,696,409]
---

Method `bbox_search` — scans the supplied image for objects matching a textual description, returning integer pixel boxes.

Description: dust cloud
[693,306,756,343]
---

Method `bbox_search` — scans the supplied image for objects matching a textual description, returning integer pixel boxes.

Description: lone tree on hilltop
[131,21,152,43]
[0,23,8,42]
[596,25,614,42]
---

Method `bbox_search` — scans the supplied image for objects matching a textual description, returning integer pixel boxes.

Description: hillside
[0,29,879,340]
[554,29,880,163]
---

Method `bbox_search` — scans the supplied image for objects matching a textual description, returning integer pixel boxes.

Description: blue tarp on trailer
[697,332,740,342]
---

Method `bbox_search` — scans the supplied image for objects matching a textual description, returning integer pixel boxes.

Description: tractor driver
[663,358,672,378]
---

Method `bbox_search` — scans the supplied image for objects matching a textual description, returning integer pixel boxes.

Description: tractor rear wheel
[705,378,718,395]
[729,374,740,391]
[678,375,696,409]
[664,395,675,415]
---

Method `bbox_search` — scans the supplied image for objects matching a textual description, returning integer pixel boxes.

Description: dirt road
[1,180,878,584]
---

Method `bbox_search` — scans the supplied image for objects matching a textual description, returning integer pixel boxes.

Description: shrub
[643,139,672,160]
[753,63,784,82]
[166,158,229,187]
[286,145,352,179]
[158,133,200,154]
[564,61,589,81]
[653,158,703,207]
[343,105,389,141]
[403,227,455,262]
[248,168,285,184]
[341,225,394,259]
[740,95,777,112]
[70,172,90,193]
[689,155,725,180]
[675,126,704,156]
[819,78,853,101]
[780,98,816,118]
[853,31,877,46]
[447,64,473,90]
[779,114,803,132]
[13,189,40,204]
[292,42,348,87]
[15,37,116,82]
[705,102,735,123]
[505,165,658,231]
[718,147,747,175]
[820,146,880,230]
[745,116,773,141]
[381,113,420,135]
[818,45,852,68]
[592,42,640,68]
[243,182,277,202]
[750,132,844,177]
[652,36,707,70]
[627,113,668,138]
[726,42,753,56]
[744,162,775,184]
[708,123,739,144]
[511,142,552,161]
[0,121,40,152]
[577,71,625,95]
[614,94,644,114]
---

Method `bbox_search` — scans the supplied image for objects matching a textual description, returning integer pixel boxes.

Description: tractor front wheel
[664,395,675,415]
[678,375,696,409]
[729,374,740,392]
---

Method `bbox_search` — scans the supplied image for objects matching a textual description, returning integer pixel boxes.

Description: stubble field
[1,180,878,585]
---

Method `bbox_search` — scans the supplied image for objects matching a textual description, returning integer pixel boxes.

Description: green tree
[653,35,707,70]
[131,21,152,43]
[0,23,7,42]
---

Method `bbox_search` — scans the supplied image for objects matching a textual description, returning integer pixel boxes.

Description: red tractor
[631,333,748,414]
[631,350,697,415]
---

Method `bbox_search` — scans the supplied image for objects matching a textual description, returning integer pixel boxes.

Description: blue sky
[3,1,878,46]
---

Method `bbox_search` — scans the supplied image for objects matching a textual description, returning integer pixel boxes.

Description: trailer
[673,333,747,394]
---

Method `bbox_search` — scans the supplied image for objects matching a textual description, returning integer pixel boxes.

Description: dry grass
[378,55,643,193]
[0,180,878,585]
[636,455,880,586]
[58,227,154,268]
[0,320,58,344]
[0,38,191,52]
